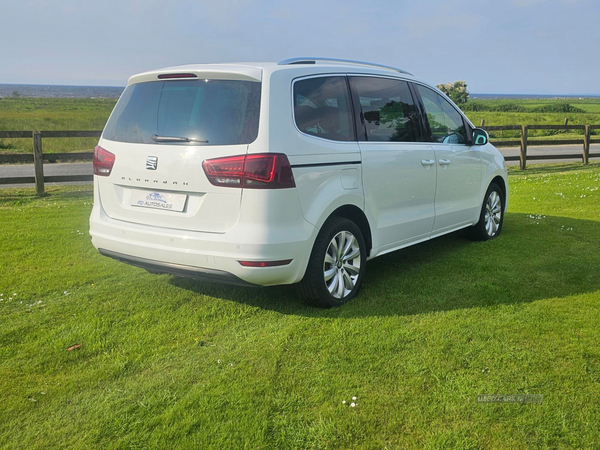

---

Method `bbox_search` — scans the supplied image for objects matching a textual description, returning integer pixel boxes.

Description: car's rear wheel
[466,183,504,241]
[298,217,366,308]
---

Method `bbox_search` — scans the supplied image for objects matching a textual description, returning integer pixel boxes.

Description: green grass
[0,98,115,154]
[1,97,600,155]
[463,98,600,142]
[1,162,600,449]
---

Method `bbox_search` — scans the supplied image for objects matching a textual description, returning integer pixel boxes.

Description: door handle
[438,159,451,165]
[421,159,435,166]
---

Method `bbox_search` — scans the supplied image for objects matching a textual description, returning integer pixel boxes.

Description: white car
[90,58,508,307]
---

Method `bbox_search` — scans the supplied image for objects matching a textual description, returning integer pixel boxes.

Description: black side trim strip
[98,249,256,287]
[291,160,361,169]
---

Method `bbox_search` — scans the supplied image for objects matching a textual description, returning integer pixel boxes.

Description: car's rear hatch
[96,66,262,234]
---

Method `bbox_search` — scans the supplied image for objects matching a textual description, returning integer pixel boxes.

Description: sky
[0,0,598,94]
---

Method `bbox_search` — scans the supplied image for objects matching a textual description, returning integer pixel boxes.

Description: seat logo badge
[146,156,158,170]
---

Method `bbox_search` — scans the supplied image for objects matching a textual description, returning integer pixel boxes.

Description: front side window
[103,79,261,145]
[349,76,422,142]
[415,85,467,144]
[293,76,354,142]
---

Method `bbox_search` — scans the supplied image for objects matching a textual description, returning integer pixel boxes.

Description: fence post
[33,130,44,195]
[480,119,485,127]
[520,125,528,170]
[583,125,591,165]
[564,118,569,126]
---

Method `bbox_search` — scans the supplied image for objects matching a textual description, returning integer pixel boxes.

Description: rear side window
[349,76,423,142]
[293,76,355,142]
[103,80,261,145]
[415,85,467,144]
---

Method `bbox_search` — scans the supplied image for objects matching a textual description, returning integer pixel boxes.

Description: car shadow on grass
[169,213,600,318]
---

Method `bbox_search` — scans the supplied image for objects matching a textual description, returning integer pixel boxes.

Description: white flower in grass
[342,400,346,404]
[350,403,356,407]
[352,396,357,400]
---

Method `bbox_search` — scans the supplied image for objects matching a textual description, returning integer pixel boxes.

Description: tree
[436,81,469,105]
[11,91,21,98]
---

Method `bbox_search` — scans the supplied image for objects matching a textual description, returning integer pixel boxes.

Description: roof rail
[277,57,413,75]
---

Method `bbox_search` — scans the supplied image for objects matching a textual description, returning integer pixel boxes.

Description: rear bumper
[89,196,318,286]
[98,249,255,286]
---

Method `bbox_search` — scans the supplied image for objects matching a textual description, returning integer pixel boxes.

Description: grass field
[465,98,600,141]
[1,163,599,449]
[0,98,115,155]
[1,97,600,155]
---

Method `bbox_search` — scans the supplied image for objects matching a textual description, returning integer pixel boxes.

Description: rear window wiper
[151,134,209,143]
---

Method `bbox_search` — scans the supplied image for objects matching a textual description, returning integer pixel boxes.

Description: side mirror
[472,128,489,146]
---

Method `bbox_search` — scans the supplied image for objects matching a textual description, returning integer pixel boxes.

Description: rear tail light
[239,259,293,267]
[93,146,116,176]
[202,153,295,189]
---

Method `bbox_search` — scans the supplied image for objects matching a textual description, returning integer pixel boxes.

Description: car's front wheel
[298,217,366,308]
[467,182,505,241]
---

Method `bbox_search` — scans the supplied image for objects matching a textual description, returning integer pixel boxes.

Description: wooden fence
[0,130,100,195]
[480,123,600,170]
[0,125,599,195]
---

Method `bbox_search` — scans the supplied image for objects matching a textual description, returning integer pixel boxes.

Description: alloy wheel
[484,191,502,237]
[323,231,361,299]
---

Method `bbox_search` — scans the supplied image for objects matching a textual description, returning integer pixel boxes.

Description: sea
[0,84,124,99]
[471,93,600,100]
[1,83,599,100]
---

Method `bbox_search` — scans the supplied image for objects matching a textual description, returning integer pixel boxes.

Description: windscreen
[103,79,261,145]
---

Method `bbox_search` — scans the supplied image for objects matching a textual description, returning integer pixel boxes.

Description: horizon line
[1,82,600,97]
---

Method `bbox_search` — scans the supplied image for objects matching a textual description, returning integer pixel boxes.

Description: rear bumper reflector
[238,259,293,267]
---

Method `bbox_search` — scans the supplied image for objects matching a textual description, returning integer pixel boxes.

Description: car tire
[466,183,505,241]
[298,217,367,308]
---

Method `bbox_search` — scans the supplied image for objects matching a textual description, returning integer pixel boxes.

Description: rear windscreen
[103,80,261,145]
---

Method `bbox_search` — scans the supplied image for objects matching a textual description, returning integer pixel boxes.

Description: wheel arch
[490,174,508,210]
[327,205,373,257]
